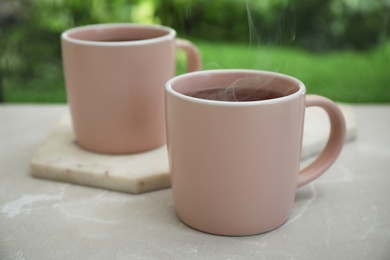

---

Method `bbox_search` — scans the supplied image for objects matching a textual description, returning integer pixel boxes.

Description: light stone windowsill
[0,104,389,259]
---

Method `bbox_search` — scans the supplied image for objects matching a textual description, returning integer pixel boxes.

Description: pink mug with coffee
[62,24,201,154]
[165,69,346,236]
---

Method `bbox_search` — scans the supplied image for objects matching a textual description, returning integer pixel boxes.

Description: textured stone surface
[30,114,170,194]
[1,105,389,259]
[29,104,356,194]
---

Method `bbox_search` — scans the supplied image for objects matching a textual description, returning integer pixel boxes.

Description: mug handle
[175,39,202,72]
[297,94,347,188]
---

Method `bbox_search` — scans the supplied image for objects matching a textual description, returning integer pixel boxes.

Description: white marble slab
[30,104,356,194]
[302,104,356,158]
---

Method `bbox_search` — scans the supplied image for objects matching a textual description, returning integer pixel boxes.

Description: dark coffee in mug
[186,87,287,102]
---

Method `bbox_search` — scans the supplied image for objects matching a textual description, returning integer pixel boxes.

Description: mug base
[76,140,166,155]
[176,213,289,237]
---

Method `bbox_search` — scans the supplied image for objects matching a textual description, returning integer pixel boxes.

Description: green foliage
[0,0,389,103]
[154,0,390,51]
[0,0,143,102]
[6,40,390,103]
[196,40,390,103]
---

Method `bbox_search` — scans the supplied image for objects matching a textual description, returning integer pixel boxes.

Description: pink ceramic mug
[165,69,346,236]
[61,24,201,154]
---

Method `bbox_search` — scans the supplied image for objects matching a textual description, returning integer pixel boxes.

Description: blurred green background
[0,0,389,103]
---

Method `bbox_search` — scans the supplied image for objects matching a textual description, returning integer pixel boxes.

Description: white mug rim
[61,23,176,46]
[166,69,306,107]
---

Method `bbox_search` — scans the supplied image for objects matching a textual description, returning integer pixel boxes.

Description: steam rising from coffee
[185,76,297,102]
[185,1,298,102]
[248,0,297,46]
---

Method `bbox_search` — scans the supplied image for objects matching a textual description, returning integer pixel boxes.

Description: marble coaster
[30,104,356,194]
[302,104,356,159]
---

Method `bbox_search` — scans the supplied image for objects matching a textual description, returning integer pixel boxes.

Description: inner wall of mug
[66,25,171,42]
[169,70,304,102]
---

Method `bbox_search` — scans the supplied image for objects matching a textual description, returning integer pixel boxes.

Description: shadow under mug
[165,69,346,236]
[61,23,201,154]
